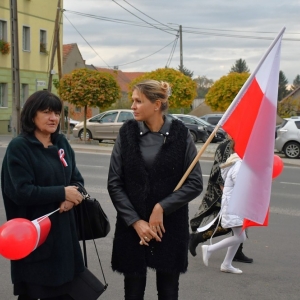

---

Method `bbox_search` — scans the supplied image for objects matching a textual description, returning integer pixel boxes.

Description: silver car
[275,118,300,158]
[73,109,134,142]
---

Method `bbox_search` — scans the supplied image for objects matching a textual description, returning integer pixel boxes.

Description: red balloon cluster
[0,218,38,260]
[272,155,284,179]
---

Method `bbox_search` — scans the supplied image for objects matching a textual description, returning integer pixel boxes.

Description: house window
[40,29,47,53]
[0,83,8,107]
[75,107,81,113]
[21,84,29,107]
[0,20,7,41]
[22,26,30,51]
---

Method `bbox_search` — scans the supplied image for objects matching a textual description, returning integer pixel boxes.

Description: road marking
[280,181,300,186]
[270,207,300,217]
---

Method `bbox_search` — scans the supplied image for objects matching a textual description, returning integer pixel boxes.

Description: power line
[111,0,176,36]
[64,13,111,68]
[116,38,178,67]
[63,10,300,42]
[64,12,177,69]
[122,0,174,30]
[166,35,179,68]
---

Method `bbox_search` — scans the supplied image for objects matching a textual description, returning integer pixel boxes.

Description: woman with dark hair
[1,90,85,299]
[107,79,203,300]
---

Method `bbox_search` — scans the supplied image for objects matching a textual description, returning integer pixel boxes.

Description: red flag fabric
[218,27,285,229]
[31,216,51,249]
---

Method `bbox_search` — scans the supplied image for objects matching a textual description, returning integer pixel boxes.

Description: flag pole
[174,125,220,191]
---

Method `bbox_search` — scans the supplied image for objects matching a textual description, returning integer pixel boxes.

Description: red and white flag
[31,209,59,249]
[218,27,285,228]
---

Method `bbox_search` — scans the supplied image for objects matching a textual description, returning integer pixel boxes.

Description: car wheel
[79,129,92,140]
[283,141,300,158]
[189,131,197,143]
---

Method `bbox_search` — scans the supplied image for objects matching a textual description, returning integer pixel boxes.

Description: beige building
[0,0,63,134]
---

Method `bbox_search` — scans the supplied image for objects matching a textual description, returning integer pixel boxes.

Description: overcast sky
[63,0,300,84]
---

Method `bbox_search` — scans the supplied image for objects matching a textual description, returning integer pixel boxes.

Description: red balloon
[272,155,284,179]
[0,218,38,260]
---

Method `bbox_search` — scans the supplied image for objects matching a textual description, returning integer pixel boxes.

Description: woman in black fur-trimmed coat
[107,80,203,300]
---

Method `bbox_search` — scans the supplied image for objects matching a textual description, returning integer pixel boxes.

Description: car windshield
[196,118,211,126]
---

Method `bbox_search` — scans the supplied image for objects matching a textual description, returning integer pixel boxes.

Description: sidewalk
[1,135,299,166]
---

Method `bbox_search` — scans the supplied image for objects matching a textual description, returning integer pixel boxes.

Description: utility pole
[10,0,20,137]
[55,2,65,132]
[47,0,61,92]
[179,25,183,71]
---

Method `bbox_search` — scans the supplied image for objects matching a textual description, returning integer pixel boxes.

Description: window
[0,20,7,41]
[21,84,29,107]
[117,111,133,122]
[40,29,47,53]
[74,106,81,113]
[101,112,117,123]
[0,83,8,107]
[22,26,30,51]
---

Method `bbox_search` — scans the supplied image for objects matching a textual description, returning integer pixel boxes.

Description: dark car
[166,114,208,143]
[173,114,226,142]
[200,113,224,125]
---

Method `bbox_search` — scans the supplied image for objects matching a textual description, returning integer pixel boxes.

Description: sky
[63,0,300,84]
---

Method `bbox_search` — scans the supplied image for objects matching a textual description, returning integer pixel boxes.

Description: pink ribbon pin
[58,149,68,167]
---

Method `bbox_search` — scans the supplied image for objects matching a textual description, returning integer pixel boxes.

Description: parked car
[69,118,80,130]
[73,109,134,141]
[173,114,226,142]
[166,114,208,143]
[275,118,300,158]
[200,113,224,125]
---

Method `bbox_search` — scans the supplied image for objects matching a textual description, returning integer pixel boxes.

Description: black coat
[1,133,84,286]
[108,119,203,275]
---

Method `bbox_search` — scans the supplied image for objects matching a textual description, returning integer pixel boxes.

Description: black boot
[189,232,205,257]
[233,243,253,263]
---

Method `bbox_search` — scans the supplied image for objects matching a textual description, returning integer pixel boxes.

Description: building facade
[0,0,63,134]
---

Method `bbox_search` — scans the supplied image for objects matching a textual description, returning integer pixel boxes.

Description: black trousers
[124,271,180,300]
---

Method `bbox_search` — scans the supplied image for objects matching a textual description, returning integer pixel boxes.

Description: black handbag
[73,182,110,240]
[71,182,109,299]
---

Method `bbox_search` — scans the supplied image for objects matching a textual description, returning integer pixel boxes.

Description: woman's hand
[64,186,83,206]
[149,203,165,239]
[132,220,161,246]
[59,200,75,213]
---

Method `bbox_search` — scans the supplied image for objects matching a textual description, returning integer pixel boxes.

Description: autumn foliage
[128,68,197,108]
[56,68,121,109]
[205,72,250,111]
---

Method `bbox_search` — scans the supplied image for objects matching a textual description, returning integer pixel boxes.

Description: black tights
[18,294,73,300]
[124,271,180,300]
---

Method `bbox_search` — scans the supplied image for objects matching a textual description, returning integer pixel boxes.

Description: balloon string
[37,208,60,223]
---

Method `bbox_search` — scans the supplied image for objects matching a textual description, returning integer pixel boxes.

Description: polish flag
[218,27,285,228]
[32,216,51,249]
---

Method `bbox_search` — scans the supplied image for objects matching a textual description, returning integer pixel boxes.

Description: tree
[55,68,121,140]
[278,70,289,101]
[177,65,194,78]
[128,68,197,109]
[193,76,214,98]
[278,96,299,118]
[229,59,250,73]
[292,74,300,90]
[205,72,250,111]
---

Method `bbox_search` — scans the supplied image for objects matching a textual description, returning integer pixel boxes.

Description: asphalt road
[0,148,299,299]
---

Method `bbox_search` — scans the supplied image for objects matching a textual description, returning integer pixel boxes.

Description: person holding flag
[1,90,85,300]
[201,150,246,274]
[189,137,253,263]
